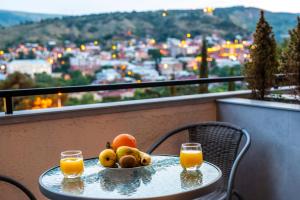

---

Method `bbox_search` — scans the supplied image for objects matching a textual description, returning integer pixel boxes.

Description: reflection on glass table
[61,177,84,195]
[99,166,156,195]
[180,170,203,190]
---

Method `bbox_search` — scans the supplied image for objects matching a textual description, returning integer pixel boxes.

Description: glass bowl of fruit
[98,134,152,169]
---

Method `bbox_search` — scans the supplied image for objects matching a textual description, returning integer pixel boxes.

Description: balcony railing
[0,76,245,114]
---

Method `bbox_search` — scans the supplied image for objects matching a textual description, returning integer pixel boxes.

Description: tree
[68,71,92,86]
[228,67,236,91]
[27,50,36,59]
[198,37,209,93]
[17,51,25,59]
[0,72,35,111]
[54,54,72,73]
[244,10,278,100]
[280,17,300,95]
[35,72,62,87]
[148,49,162,75]
[0,72,35,89]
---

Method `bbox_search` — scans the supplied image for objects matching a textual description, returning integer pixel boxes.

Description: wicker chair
[0,175,36,200]
[147,122,250,200]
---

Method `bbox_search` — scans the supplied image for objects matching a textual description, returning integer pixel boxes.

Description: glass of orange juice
[180,143,203,171]
[60,150,84,178]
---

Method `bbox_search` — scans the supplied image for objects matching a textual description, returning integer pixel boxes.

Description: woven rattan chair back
[188,122,242,190]
[147,121,250,200]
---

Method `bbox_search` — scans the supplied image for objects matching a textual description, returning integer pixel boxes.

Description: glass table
[39,155,222,200]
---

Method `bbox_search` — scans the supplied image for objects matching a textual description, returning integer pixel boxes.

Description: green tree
[27,50,36,59]
[35,72,62,87]
[65,93,95,106]
[0,72,35,89]
[0,72,35,111]
[17,51,25,59]
[148,49,162,75]
[244,10,278,100]
[54,54,72,73]
[199,37,208,93]
[68,71,92,86]
[281,17,300,95]
[228,67,236,91]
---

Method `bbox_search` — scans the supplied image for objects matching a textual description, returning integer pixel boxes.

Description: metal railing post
[4,96,13,115]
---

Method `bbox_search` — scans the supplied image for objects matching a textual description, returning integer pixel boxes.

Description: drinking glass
[60,150,84,178]
[180,143,203,171]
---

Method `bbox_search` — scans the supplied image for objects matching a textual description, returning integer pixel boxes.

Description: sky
[1,0,300,15]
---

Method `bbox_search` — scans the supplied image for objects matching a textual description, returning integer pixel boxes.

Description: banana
[139,151,151,166]
[116,146,141,162]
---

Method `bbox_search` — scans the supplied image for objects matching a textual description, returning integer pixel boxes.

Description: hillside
[0,7,298,48]
[0,10,62,27]
[214,6,299,40]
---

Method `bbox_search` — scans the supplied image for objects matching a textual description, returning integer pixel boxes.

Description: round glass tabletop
[39,155,222,200]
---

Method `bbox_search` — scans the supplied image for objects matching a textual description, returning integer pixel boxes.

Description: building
[177,57,198,71]
[70,53,102,74]
[96,69,121,82]
[7,59,52,77]
[159,57,183,77]
[215,58,241,67]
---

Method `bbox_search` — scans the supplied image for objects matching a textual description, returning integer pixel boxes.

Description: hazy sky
[1,0,300,15]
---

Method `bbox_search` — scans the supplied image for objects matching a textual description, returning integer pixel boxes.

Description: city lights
[180,40,187,48]
[48,58,54,64]
[0,10,253,104]
[162,10,168,17]
[121,65,126,70]
[149,39,156,45]
[251,45,256,50]
[229,55,237,61]
[80,44,86,51]
[193,65,198,71]
[203,7,214,15]
[162,44,168,49]
[64,74,71,80]
[208,46,221,53]
[0,64,6,70]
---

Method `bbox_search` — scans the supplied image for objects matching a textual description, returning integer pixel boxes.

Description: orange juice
[180,150,203,169]
[60,158,84,178]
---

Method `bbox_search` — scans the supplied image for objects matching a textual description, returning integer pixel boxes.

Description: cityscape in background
[0,5,297,111]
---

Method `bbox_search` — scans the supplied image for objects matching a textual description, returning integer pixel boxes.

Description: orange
[112,134,137,151]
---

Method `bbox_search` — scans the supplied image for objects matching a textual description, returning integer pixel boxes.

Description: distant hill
[0,10,62,27]
[214,6,299,41]
[0,7,298,48]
